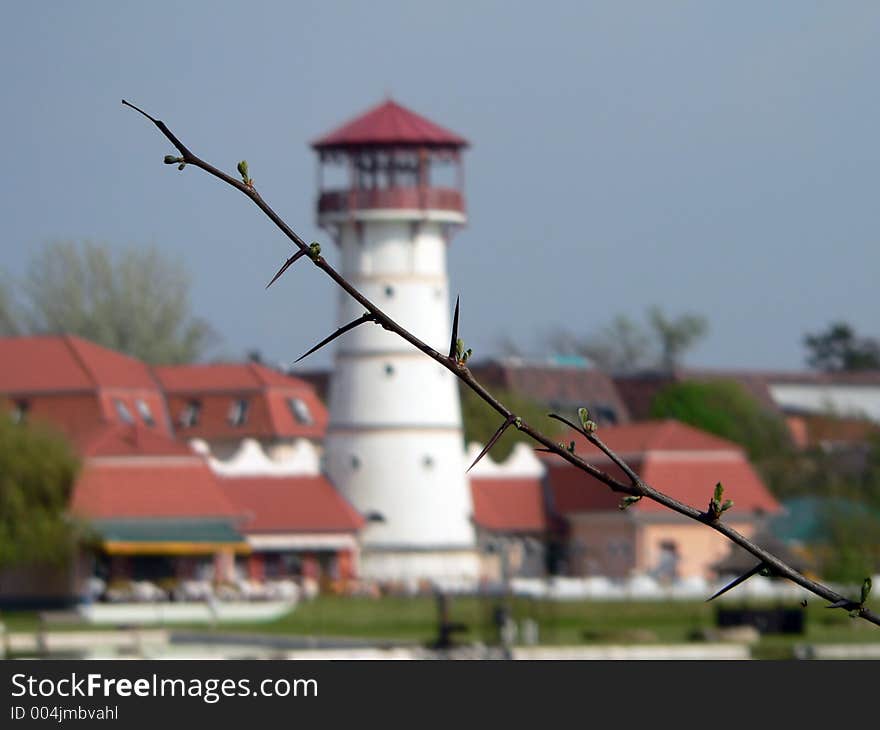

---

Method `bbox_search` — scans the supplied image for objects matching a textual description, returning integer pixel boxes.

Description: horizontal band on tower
[343,273,448,285]
[334,349,448,360]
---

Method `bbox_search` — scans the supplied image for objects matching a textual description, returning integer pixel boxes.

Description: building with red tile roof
[153,362,327,454]
[470,477,551,535]
[0,334,171,438]
[220,475,365,585]
[0,336,360,598]
[542,419,781,580]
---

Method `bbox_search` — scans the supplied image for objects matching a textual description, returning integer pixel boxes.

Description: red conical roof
[312,99,468,150]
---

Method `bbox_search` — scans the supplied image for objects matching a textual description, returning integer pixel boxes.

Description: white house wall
[769,383,880,422]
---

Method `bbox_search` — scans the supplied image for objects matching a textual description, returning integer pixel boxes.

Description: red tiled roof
[71,461,241,520]
[0,335,158,392]
[312,99,468,150]
[153,363,305,392]
[155,363,328,440]
[470,477,549,533]
[569,419,743,454]
[74,423,194,458]
[544,420,781,516]
[637,457,779,514]
[219,476,365,533]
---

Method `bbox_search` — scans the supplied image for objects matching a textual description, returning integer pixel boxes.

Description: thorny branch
[124,100,880,627]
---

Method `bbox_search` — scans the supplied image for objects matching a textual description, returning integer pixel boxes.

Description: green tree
[0,277,19,337]
[460,386,562,462]
[804,321,880,372]
[0,416,81,568]
[819,505,880,585]
[11,240,217,364]
[649,379,792,462]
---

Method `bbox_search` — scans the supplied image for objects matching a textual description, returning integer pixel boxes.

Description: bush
[649,379,792,462]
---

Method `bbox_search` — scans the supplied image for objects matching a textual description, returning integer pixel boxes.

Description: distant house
[69,423,248,586]
[220,474,364,589]
[467,443,560,583]
[468,357,631,426]
[0,335,363,603]
[153,363,327,459]
[613,368,880,449]
[0,334,171,438]
[542,420,781,581]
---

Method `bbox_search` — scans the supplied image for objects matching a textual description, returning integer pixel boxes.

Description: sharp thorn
[295,313,374,363]
[467,415,515,473]
[448,295,460,360]
[706,562,769,602]
[266,249,307,289]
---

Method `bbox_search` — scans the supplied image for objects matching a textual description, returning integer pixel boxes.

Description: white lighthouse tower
[313,99,479,583]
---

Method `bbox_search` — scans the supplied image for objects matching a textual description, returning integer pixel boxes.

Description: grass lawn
[5,595,880,658]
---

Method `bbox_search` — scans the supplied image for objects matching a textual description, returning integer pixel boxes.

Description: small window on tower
[135,399,155,427]
[422,455,435,469]
[384,363,395,377]
[228,398,250,427]
[384,285,395,298]
[114,399,134,424]
[351,455,361,470]
[288,397,314,425]
[180,400,201,428]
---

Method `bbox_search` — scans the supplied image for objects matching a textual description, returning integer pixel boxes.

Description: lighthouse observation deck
[313,99,468,226]
[317,187,465,221]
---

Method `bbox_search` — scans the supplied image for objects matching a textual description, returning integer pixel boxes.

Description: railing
[318,187,465,215]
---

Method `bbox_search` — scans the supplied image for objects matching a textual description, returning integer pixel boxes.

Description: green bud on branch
[619,495,642,510]
[164,155,183,164]
[309,242,321,260]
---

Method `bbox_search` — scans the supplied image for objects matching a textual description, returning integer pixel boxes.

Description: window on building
[114,399,134,424]
[287,397,313,425]
[9,400,29,424]
[384,285,395,298]
[384,363,395,377]
[179,400,202,428]
[350,455,361,470]
[654,540,680,583]
[422,455,435,469]
[135,399,155,427]
[228,398,249,427]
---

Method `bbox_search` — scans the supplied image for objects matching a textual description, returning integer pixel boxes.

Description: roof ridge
[62,335,100,389]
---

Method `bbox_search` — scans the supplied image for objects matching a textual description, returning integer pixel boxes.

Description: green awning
[90,518,249,555]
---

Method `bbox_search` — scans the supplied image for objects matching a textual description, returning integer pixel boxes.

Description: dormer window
[228,398,249,427]
[135,399,155,427]
[10,400,29,424]
[179,400,201,428]
[114,399,134,424]
[288,397,314,425]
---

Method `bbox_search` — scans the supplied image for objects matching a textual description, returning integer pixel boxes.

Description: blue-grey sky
[1,2,877,371]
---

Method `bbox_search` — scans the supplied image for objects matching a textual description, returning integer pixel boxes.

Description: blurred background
[1,1,879,659]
